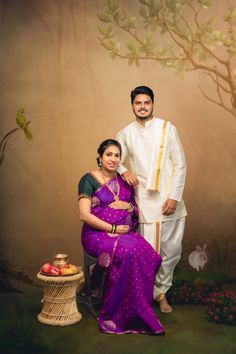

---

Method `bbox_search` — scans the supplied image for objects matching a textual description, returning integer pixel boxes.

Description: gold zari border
[155,121,168,191]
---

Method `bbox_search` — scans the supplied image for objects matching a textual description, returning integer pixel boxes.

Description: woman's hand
[116,225,130,234]
[109,200,131,210]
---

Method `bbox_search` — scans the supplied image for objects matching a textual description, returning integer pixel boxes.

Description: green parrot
[23,126,33,140]
[0,108,33,166]
[16,108,27,128]
[16,108,33,140]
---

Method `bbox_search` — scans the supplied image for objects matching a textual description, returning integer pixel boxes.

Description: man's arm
[116,130,128,175]
[162,125,186,216]
[168,125,187,202]
[116,130,139,186]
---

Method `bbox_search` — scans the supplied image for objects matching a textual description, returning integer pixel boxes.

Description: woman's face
[100,145,121,172]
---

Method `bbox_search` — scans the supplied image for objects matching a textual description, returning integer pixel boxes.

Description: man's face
[132,94,154,120]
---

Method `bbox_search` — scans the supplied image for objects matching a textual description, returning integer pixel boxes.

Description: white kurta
[117,117,187,222]
[116,117,187,298]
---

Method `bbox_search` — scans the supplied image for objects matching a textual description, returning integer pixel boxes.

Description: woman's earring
[99,160,102,167]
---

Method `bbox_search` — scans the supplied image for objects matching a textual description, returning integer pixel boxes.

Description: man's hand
[122,170,139,186]
[162,199,177,216]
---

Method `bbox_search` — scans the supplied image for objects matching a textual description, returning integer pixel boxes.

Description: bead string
[100,170,120,201]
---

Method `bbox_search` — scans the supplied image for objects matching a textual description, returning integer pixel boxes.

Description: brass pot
[53,253,69,267]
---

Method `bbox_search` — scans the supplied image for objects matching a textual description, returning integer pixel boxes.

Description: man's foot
[159,295,173,313]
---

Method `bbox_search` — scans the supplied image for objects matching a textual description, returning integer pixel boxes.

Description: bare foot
[159,295,173,313]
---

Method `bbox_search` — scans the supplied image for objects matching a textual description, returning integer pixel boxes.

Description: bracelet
[111,224,117,233]
[128,203,134,213]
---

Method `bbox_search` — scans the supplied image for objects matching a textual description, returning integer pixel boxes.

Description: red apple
[41,263,52,273]
[41,263,60,275]
[50,265,60,275]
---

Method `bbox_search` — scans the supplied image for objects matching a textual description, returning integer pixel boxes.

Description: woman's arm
[78,197,130,234]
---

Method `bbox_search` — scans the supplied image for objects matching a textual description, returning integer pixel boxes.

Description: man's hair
[130,86,154,104]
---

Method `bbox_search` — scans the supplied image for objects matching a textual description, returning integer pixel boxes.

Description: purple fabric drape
[81,174,164,334]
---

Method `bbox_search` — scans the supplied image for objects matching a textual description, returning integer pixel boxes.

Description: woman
[78,139,164,335]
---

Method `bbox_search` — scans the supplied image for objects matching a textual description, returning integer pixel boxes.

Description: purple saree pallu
[81,174,164,334]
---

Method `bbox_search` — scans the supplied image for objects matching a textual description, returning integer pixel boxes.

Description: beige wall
[0,0,236,270]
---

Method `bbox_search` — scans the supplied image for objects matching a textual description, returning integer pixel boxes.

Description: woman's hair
[96,139,122,166]
[130,86,154,104]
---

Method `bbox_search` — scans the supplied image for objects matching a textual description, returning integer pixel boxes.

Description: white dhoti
[139,217,185,299]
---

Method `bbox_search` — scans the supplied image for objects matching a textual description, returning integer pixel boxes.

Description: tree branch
[161,0,231,85]
[199,85,236,117]
[186,0,201,28]
[204,71,232,94]
[98,0,236,117]
[185,1,228,66]
[0,122,31,166]
[98,36,186,62]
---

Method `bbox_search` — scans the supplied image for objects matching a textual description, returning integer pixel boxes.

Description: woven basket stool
[37,271,84,326]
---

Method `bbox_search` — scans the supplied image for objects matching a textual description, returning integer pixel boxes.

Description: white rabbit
[188,244,207,271]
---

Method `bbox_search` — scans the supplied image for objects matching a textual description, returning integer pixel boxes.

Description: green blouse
[78,173,101,199]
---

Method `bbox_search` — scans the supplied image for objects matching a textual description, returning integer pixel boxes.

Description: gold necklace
[100,170,120,201]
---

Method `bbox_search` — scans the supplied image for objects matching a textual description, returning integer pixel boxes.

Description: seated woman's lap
[83,230,155,263]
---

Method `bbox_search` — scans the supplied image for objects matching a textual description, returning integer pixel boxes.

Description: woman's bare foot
[159,295,173,313]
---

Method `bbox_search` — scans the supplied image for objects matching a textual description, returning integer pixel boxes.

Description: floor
[1,277,236,354]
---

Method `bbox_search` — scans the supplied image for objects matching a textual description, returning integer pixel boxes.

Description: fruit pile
[41,262,78,276]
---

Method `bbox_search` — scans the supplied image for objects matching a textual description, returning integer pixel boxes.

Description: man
[116,86,187,313]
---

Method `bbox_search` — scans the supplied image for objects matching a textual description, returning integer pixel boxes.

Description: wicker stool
[37,271,84,326]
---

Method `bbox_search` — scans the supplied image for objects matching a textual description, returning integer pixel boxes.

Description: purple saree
[79,173,164,335]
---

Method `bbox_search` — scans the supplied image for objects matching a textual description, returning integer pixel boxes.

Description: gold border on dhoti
[155,222,160,253]
[155,120,168,191]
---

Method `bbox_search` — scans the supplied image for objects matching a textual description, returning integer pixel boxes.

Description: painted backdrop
[0,0,235,273]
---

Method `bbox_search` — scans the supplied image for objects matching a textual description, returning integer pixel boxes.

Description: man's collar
[135,116,156,128]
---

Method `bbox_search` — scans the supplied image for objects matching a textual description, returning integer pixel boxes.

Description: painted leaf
[98,12,111,23]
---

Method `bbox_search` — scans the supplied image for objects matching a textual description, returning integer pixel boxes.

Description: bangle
[111,224,117,233]
[128,203,134,213]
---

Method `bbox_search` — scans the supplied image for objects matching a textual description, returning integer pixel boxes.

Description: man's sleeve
[116,130,128,175]
[168,125,187,201]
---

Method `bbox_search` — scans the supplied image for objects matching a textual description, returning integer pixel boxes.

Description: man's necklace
[100,170,120,201]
